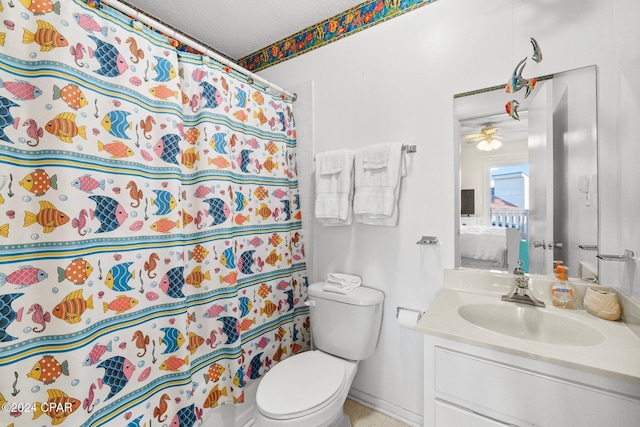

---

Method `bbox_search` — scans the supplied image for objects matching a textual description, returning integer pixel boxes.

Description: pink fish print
[27,303,51,333]
[83,340,113,366]
[272,189,287,199]
[73,13,109,36]
[194,185,213,198]
[71,174,105,194]
[0,78,42,101]
[245,138,260,149]
[0,265,48,288]
[255,336,270,350]
[204,304,226,318]
[248,237,264,247]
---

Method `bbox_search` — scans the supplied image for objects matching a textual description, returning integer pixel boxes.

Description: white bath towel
[314,149,355,225]
[354,142,406,226]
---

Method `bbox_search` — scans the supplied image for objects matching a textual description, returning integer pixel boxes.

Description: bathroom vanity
[417,269,640,427]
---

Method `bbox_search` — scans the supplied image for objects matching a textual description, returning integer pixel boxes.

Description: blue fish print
[173,404,197,427]
[219,316,240,344]
[89,195,128,233]
[152,56,176,82]
[101,110,132,139]
[0,96,19,143]
[151,189,177,215]
[284,289,294,312]
[159,327,184,354]
[292,323,299,342]
[211,133,227,154]
[203,198,230,226]
[281,199,291,221]
[127,415,144,427]
[235,191,247,211]
[199,81,222,109]
[0,293,23,342]
[234,366,246,388]
[159,266,185,299]
[238,250,255,275]
[238,296,251,317]
[154,133,181,165]
[294,194,300,210]
[88,35,129,77]
[276,111,286,131]
[105,262,135,291]
[220,247,235,269]
[247,352,263,380]
[237,149,253,173]
[235,88,247,108]
[97,355,135,400]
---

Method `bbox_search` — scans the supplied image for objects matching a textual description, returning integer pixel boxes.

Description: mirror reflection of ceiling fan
[461,124,506,151]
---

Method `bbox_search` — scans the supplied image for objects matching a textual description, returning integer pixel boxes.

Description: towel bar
[314,144,417,161]
[417,236,439,245]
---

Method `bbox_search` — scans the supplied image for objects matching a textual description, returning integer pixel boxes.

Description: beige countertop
[416,269,640,383]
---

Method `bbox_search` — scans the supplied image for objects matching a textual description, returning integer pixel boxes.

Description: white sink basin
[458,303,605,346]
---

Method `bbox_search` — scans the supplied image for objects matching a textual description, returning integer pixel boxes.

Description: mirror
[454,65,598,281]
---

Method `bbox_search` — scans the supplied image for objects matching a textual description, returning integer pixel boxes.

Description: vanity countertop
[416,269,640,383]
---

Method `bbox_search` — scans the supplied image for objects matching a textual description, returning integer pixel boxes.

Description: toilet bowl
[254,350,357,427]
[254,282,384,427]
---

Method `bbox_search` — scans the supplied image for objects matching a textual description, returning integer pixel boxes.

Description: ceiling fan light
[477,139,502,151]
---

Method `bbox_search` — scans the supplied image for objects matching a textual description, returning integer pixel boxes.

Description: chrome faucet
[501,260,546,307]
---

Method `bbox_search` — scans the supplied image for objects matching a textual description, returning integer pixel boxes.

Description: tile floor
[344,399,412,427]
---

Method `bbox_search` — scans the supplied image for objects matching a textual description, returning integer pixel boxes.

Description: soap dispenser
[550,265,575,308]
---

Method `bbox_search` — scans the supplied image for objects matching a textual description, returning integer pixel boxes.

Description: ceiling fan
[461,124,506,151]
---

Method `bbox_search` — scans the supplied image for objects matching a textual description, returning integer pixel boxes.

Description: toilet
[254,282,384,427]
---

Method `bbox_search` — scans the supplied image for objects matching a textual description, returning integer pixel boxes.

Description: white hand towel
[327,273,361,287]
[323,281,360,294]
[315,149,355,225]
[354,142,406,226]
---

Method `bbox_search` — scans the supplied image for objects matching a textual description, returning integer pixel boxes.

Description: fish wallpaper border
[238,0,439,72]
[0,1,310,426]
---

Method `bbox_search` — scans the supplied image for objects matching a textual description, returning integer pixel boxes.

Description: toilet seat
[256,351,346,420]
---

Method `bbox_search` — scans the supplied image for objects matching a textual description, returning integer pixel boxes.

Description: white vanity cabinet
[424,335,640,427]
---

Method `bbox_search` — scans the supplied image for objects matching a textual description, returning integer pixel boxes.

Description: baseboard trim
[348,388,424,427]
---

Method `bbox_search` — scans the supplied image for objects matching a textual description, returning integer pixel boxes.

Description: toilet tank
[307,282,384,361]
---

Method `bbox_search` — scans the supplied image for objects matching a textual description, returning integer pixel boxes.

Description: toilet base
[334,412,352,427]
[254,407,351,427]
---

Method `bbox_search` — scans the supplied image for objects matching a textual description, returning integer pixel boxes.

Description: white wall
[259,0,640,423]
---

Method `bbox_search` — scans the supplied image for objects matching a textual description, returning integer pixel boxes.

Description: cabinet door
[435,400,510,427]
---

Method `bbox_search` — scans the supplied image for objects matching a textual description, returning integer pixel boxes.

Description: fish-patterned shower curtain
[0,1,309,425]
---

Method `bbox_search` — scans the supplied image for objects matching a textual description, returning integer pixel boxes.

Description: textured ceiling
[120,0,364,61]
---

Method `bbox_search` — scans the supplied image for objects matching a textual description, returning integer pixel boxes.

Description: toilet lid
[257,351,346,419]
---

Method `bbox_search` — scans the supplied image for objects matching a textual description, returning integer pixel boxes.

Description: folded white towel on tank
[326,273,361,287]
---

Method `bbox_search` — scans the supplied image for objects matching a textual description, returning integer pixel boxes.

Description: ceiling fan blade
[465,136,486,143]
[461,132,483,139]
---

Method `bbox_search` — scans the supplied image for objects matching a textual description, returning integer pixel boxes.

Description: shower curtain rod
[101,0,296,101]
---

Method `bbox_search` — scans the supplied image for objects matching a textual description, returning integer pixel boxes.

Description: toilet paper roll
[397,308,421,330]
